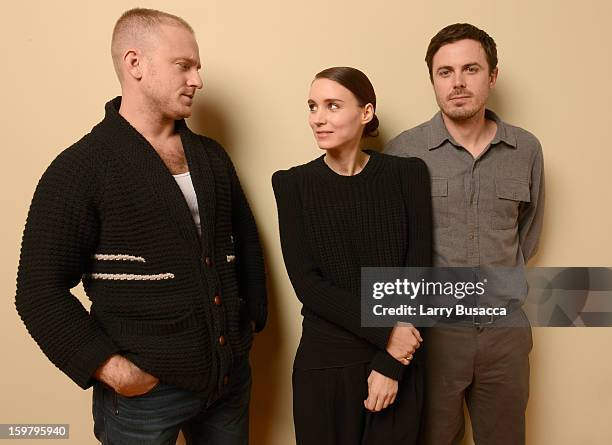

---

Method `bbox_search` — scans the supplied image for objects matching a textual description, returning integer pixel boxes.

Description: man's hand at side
[94,354,159,397]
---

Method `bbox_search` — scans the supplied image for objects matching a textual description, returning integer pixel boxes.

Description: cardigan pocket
[84,272,175,281]
[97,309,212,379]
[85,253,175,281]
[100,310,200,337]
[224,297,254,356]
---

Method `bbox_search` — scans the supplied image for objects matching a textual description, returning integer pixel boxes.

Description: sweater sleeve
[15,147,120,389]
[272,169,408,379]
[369,158,433,380]
[403,157,433,267]
[224,149,267,332]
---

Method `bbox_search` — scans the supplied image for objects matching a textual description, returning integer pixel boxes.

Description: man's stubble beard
[438,96,482,122]
[442,105,480,121]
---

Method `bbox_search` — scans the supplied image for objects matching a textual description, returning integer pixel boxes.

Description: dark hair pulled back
[314,66,379,138]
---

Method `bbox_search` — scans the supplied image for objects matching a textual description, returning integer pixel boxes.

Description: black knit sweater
[272,151,432,380]
[15,97,267,395]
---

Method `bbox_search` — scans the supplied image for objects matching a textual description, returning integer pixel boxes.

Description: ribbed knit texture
[15,97,267,394]
[272,151,432,380]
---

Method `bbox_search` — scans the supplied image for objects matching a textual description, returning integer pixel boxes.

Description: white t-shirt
[173,172,201,237]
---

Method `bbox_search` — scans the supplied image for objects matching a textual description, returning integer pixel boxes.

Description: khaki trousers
[422,314,532,445]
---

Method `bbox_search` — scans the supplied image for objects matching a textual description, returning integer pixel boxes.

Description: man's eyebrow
[175,57,201,69]
[436,62,483,71]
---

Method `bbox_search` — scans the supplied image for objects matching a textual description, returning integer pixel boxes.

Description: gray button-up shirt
[385,110,545,272]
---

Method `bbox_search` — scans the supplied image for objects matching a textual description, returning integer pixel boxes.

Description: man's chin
[443,106,479,121]
[173,107,193,120]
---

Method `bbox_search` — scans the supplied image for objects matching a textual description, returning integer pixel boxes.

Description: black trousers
[292,361,424,445]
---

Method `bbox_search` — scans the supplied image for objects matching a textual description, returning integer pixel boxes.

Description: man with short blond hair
[386,23,544,445]
[110,9,194,80]
[16,8,266,444]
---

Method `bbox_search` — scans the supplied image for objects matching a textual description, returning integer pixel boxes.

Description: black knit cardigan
[16,97,267,395]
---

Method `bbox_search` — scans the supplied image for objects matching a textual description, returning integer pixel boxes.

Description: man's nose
[453,72,466,89]
[190,71,203,89]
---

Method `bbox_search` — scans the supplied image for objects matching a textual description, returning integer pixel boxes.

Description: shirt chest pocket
[492,178,531,230]
[431,178,449,228]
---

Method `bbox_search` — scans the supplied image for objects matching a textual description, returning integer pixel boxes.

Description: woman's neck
[323,146,370,176]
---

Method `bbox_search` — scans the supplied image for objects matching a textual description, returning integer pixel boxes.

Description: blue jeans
[93,360,251,445]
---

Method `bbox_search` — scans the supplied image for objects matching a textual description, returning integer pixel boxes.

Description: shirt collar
[427,109,517,150]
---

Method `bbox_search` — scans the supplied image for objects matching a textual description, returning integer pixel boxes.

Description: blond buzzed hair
[111,8,194,80]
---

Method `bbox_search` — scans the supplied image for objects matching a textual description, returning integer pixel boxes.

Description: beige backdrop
[2,1,612,444]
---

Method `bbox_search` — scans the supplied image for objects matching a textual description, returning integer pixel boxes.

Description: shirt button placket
[467,161,480,264]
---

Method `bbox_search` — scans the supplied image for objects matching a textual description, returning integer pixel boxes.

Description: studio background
[1,0,611,444]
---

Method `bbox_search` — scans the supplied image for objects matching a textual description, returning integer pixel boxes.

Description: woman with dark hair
[272,67,432,444]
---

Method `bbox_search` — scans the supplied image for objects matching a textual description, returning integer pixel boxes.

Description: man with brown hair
[16,8,266,444]
[386,23,545,445]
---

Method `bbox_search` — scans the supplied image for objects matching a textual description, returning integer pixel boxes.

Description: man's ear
[123,49,143,81]
[489,67,499,88]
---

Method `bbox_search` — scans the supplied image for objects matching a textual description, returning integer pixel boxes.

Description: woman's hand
[364,370,398,412]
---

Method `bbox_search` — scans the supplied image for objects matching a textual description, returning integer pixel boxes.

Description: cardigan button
[218,335,226,346]
[204,256,212,267]
[214,295,222,306]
